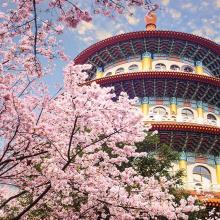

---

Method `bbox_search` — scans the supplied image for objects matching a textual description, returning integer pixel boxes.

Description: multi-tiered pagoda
[74,11,220,207]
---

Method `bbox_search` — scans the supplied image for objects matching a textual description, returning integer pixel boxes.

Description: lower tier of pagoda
[148,122,220,198]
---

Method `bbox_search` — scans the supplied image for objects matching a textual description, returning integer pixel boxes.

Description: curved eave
[150,122,220,135]
[188,191,220,207]
[74,30,220,79]
[204,198,220,207]
[148,122,220,154]
[93,72,220,87]
[75,30,220,64]
[90,72,220,108]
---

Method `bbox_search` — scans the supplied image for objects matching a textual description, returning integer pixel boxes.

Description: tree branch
[0,191,26,209]
[67,116,79,160]
[33,0,38,57]
[12,183,51,220]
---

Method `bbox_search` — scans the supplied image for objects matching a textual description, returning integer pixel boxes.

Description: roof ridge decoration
[74,30,220,64]
[150,122,220,135]
[92,72,220,86]
[74,30,220,65]
[144,3,159,31]
[74,31,220,79]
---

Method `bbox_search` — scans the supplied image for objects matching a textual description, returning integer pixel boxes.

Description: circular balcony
[146,114,219,127]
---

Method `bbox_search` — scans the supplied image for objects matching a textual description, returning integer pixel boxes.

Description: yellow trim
[142,57,152,71]
[179,160,187,182]
[170,103,177,115]
[142,103,149,116]
[197,107,203,118]
[195,66,203,74]
[96,71,104,79]
[216,164,220,185]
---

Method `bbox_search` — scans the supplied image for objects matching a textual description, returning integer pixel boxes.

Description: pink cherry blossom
[0,1,201,219]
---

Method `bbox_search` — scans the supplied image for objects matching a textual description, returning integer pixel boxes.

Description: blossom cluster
[0,1,201,219]
[0,61,200,219]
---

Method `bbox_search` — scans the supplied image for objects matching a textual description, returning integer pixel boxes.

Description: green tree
[134,133,183,183]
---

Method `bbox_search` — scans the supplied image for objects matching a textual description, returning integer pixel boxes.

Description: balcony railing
[183,182,220,193]
[145,114,220,127]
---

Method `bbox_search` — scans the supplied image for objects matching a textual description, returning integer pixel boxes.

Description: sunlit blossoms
[0,62,200,219]
[0,0,201,219]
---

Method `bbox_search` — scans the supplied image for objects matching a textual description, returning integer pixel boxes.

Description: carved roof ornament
[144,2,159,31]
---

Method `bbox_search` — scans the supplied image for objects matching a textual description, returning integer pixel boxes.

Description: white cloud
[192,29,204,37]
[80,36,94,45]
[125,14,140,25]
[116,30,126,35]
[214,36,220,43]
[77,21,95,35]
[161,0,170,6]
[186,21,196,29]
[192,25,216,40]
[181,2,193,9]
[181,2,197,12]
[215,0,220,8]
[75,20,113,41]
[95,30,113,40]
[168,8,181,19]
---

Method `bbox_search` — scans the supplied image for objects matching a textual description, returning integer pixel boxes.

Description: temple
[74,9,220,207]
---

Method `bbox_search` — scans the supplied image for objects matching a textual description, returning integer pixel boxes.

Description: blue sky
[69,0,220,54]
[47,0,220,92]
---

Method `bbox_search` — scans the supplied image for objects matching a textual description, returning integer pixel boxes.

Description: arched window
[153,107,167,116]
[155,63,166,71]
[115,67,124,75]
[193,166,211,184]
[207,114,217,121]
[170,65,180,71]
[181,108,194,119]
[128,64,138,72]
[182,65,193,73]
[207,114,217,124]
[105,72,112,76]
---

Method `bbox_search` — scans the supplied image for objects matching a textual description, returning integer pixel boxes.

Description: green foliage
[134,133,183,184]
[28,204,52,219]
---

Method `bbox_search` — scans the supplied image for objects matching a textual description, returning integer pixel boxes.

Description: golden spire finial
[144,3,159,31]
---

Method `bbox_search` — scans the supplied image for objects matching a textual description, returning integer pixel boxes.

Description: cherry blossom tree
[0,0,201,219]
[0,61,199,219]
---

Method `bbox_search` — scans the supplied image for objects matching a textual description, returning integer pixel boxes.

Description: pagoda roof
[74,31,220,79]
[92,72,220,108]
[150,122,220,155]
[204,198,220,207]
[189,191,220,207]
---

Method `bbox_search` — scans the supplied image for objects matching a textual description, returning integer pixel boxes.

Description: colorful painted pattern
[75,31,220,79]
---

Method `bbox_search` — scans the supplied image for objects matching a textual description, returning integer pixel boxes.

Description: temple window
[105,72,112,76]
[170,64,180,71]
[115,67,125,74]
[153,106,167,116]
[128,64,139,72]
[181,108,194,119]
[207,113,217,124]
[193,165,211,185]
[155,63,166,70]
[182,65,193,73]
